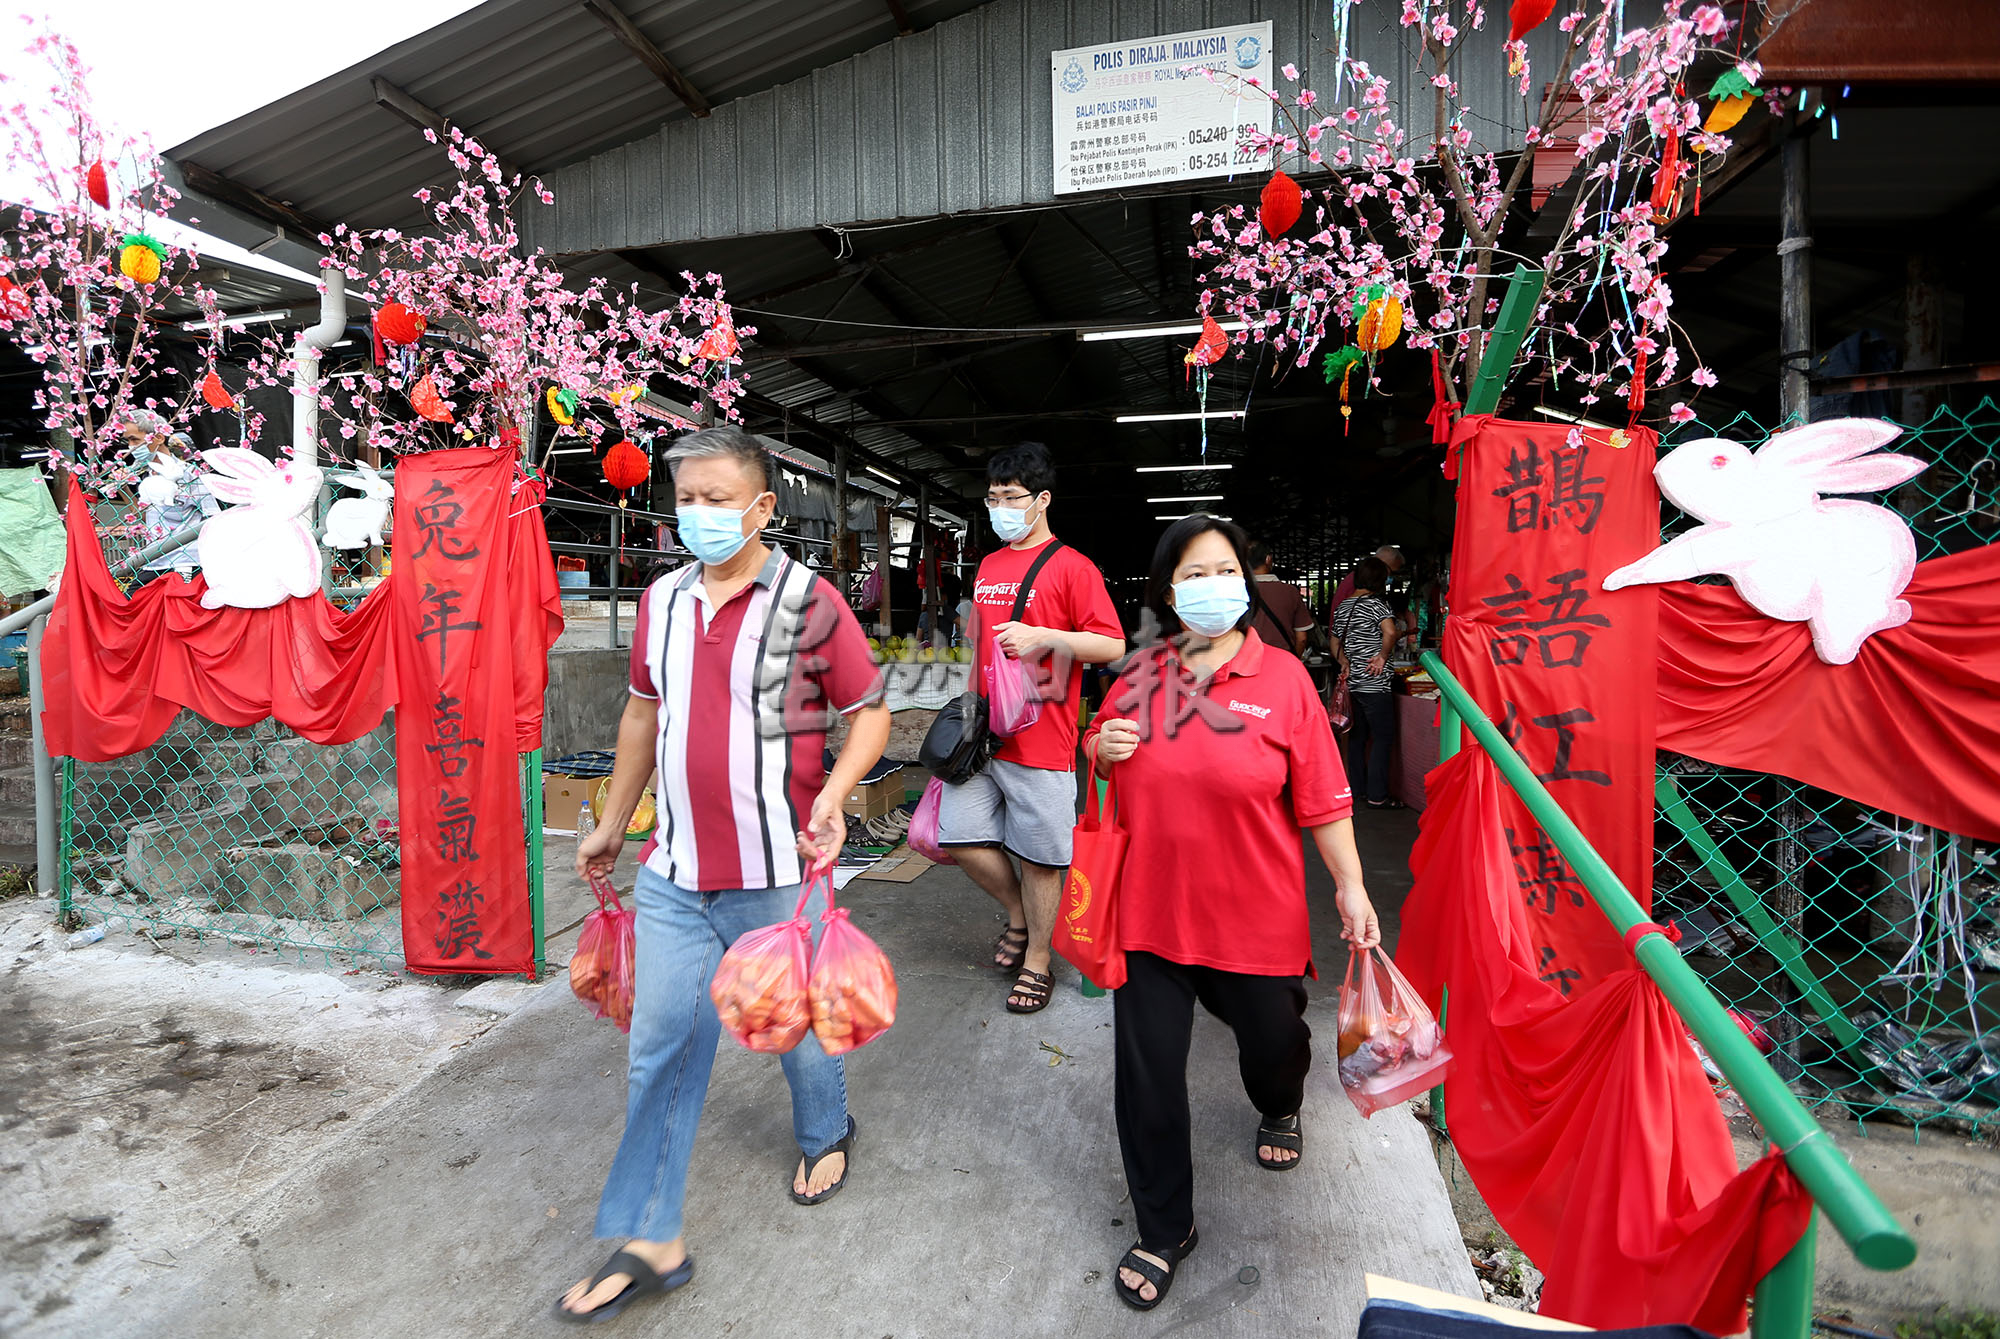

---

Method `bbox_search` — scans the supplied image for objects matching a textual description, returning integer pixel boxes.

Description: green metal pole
[1461,266,1548,417]
[1439,697,1462,761]
[1752,1212,1819,1339]
[525,748,545,982]
[1419,651,1915,1273]
[57,756,74,923]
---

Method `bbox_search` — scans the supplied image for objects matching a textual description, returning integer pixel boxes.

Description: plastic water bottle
[575,805,596,841]
[66,924,106,949]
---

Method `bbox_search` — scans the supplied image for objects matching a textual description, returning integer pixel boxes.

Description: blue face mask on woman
[677,498,764,566]
[1172,574,1249,638]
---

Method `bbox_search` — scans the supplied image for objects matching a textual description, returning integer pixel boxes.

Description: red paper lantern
[0,276,28,321]
[410,373,453,423]
[1183,315,1229,376]
[86,160,109,209]
[376,301,427,346]
[1258,169,1303,239]
[200,369,235,410]
[603,440,650,493]
[694,313,739,361]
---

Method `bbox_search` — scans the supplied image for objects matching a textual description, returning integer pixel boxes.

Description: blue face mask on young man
[677,496,766,566]
[1172,574,1250,638]
[987,496,1041,543]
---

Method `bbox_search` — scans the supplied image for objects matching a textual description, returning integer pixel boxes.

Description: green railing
[1420,649,1917,1339]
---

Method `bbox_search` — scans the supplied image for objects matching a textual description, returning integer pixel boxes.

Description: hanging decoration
[694,312,738,362]
[1507,0,1559,42]
[1258,169,1303,238]
[200,369,234,410]
[1184,315,1228,379]
[546,386,578,425]
[116,231,164,285]
[410,373,454,423]
[1604,419,1930,665]
[376,301,426,346]
[1703,68,1761,134]
[0,276,28,321]
[85,158,109,208]
[1356,292,1403,352]
[1322,345,1367,434]
[607,383,645,407]
[602,439,650,506]
[1649,122,1683,220]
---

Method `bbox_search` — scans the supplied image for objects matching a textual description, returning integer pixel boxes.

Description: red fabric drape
[1397,748,1813,1332]
[1444,415,1661,990]
[40,495,398,760]
[1657,543,2000,840]
[40,448,562,975]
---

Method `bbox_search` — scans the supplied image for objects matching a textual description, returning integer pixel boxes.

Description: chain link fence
[1653,400,2000,1133]
[58,710,545,975]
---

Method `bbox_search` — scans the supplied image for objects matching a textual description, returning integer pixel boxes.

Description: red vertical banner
[392,447,539,975]
[1443,415,1660,991]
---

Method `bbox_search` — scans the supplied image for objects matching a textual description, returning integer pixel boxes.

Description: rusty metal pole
[1778,124,1813,424]
[832,437,850,600]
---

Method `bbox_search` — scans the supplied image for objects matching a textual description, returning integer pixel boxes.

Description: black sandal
[1114,1227,1199,1311]
[1005,967,1053,1014]
[992,924,1029,972]
[1257,1113,1303,1171]
[553,1248,694,1324]
[790,1116,856,1206]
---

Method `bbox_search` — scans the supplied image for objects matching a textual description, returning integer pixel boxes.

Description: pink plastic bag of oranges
[570,870,637,1032]
[710,885,815,1053]
[1336,946,1453,1117]
[805,867,898,1056]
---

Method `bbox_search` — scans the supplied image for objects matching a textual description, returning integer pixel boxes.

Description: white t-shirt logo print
[1228,699,1272,720]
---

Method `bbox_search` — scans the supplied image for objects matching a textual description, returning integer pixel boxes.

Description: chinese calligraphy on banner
[392,448,561,975]
[1443,415,1660,991]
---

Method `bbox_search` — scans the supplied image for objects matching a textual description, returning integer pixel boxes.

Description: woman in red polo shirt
[1081,515,1381,1313]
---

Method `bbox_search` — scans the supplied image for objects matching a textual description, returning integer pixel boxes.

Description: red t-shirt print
[1082,631,1353,977]
[969,537,1124,772]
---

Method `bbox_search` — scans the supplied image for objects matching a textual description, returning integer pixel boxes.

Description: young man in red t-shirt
[938,442,1125,1014]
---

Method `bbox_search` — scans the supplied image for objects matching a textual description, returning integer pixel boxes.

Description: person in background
[1385,591,1419,652]
[556,426,891,1324]
[1245,538,1313,658]
[1327,543,1404,614]
[1083,514,1379,1311]
[122,413,215,583]
[940,441,1125,1014]
[1331,556,1402,810]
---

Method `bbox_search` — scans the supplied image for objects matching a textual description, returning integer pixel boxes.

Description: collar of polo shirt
[1171,625,1267,684]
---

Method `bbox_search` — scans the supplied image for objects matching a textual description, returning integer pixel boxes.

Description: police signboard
[1051,21,1274,196]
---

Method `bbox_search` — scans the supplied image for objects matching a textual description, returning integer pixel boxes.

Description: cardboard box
[857,848,935,882]
[542,773,594,834]
[842,767,906,821]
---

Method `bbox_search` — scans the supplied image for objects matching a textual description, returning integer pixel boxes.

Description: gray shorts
[936,758,1077,868]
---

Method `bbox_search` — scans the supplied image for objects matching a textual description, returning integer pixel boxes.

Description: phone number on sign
[1187,149,1260,171]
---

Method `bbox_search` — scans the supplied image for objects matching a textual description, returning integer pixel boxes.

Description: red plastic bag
[908,776,955,865]
[1336,946,1453,1117]
[1053,764,1127,990]
[984,633,1041,738]
[570,870,636,1032]
[805,866,898,1056]
[710,883,814,1053]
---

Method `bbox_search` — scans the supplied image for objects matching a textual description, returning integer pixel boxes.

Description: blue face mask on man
[987,496,1041,543]
[677,495,767,566]
[1171,574,1249,638]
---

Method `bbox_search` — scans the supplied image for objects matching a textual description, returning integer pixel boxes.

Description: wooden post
[1779,129,1813,424]
[875,502,893,638]
[832,437,850,599]
[918,481,938,643]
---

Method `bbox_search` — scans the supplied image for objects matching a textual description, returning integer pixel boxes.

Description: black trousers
[1347,689,1397,804]
[1113,950,1311,1251]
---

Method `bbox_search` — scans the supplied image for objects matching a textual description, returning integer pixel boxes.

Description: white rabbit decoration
[135,451,187,507]
[322,463,393,550]
[194,447,326,609]
[1603,418,1928,665]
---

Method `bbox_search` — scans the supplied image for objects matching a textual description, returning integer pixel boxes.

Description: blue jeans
[594,864,850,1242]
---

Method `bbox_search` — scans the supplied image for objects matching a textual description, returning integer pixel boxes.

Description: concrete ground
[15,807,1479,1338]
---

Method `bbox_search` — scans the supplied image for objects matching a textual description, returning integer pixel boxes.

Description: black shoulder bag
[919,542,1065,784]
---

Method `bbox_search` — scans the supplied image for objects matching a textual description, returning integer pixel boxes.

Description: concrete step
[0,806,33,848]
[0,766,35,809]
[0,734,32,770]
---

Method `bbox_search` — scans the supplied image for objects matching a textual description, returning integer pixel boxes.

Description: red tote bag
[1054,765,1128,990]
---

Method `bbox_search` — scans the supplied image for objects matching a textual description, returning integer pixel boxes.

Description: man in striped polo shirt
[558,427,890,1324]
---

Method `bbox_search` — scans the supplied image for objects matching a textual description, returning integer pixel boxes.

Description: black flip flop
[553,1248,694,1324]
[791,1116,856,1206]
[1257,1113,1304,1171]
[1114,1227,1199,1311]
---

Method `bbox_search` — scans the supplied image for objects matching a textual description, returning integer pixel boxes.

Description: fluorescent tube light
[1134,464,1233,472]
[1116,410,1245,424]
[1533,405,1620,431]
[1153,514,1232,521]
[213,310,287,329]
[1145,495,1224,503]
[865,465,901,485]
[548,447,594,456]
[1081,319,1249,343]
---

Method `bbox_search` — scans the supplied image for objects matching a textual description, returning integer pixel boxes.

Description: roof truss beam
[580,0,712,119]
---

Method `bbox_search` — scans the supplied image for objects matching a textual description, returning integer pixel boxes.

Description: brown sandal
[992,924,1029,972]
[1006,968,1053,1014]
